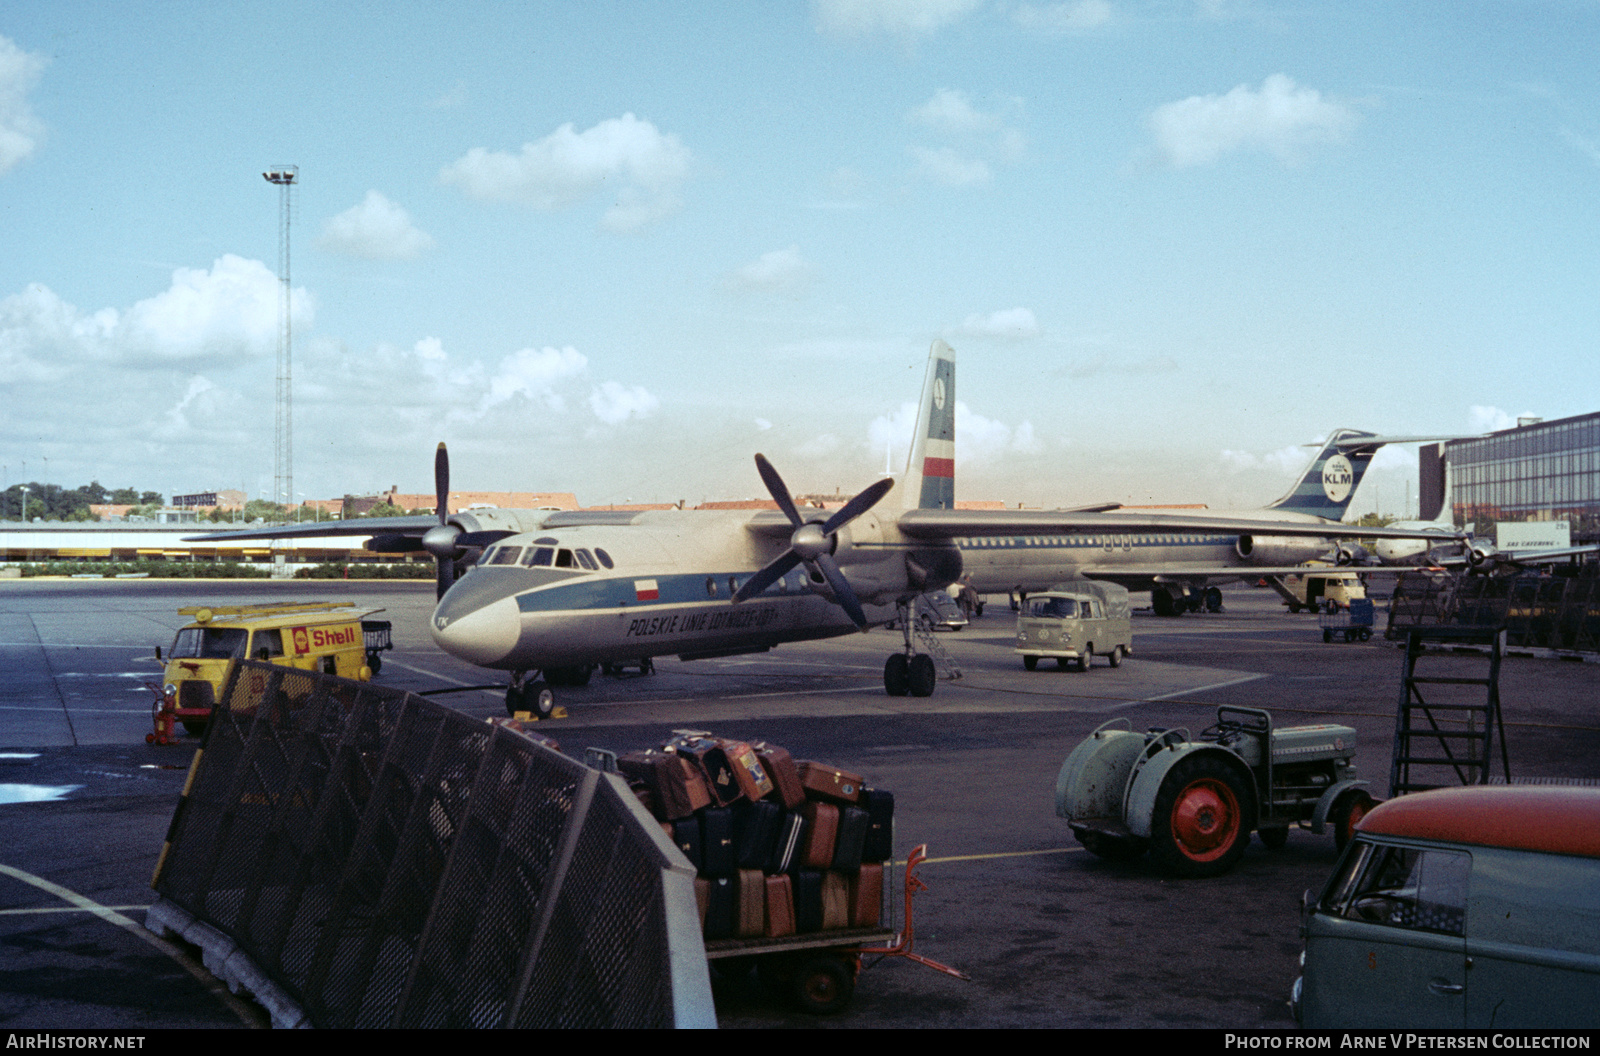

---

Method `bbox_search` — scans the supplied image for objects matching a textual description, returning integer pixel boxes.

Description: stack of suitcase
[617,730,893,941]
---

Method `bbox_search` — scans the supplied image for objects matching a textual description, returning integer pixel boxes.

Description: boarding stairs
[1388,626,1510,798]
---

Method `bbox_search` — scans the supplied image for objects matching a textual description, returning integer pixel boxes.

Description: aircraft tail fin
[902,340,957,510]
[1264,428,1382,520]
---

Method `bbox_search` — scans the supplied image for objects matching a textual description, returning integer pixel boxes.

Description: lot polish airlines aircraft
[193,341,1461,715]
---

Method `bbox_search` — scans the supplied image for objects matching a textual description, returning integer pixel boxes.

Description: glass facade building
[1444,412,1600,542]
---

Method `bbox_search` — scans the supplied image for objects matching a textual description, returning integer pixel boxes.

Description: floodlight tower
[264,165,298,520]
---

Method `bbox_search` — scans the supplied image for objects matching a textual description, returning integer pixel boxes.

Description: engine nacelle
[1235,534,1326,567]
[1464,540,1497,567]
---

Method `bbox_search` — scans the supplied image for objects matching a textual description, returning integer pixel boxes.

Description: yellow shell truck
[155,601,391,734]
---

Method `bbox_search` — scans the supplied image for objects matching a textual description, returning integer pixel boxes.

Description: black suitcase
[832,804,871,872]
[700,805,737,877]
[732,798,782,871]
[793,868,824,933]
[671,816,703,873]
[703,875,735,939]
[766,810,808,875]
[861,788,894,863]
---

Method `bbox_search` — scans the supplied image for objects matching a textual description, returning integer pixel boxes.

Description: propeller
[731,453,894,629]
[421,442,463,599]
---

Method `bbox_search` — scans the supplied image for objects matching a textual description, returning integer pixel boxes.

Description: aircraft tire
[527,680,555,719]
[884,654,910,697]
[907,654,936,697]
[1204,588,1223,612]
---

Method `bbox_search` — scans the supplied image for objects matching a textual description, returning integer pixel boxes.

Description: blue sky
[2,1,1596,515]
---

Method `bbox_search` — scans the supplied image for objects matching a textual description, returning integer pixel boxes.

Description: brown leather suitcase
[800,801,839,869]
[752,741,805,809]
[735,868,766,938]
[718,739,775,801]
[667,736,744,806]
[821,871,850,930]
[849,862,883,928]
[617,749,713,820]
[764,873,796,937]
[797,761,864,805]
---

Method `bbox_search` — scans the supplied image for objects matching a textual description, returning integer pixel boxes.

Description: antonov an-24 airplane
[193,340,1466,716]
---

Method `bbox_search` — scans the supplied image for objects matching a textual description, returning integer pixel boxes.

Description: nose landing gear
[883,598,958,698]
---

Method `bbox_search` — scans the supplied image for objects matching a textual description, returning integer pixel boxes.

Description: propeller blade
[814,552,868,629]
[733,550,803,604]
[820,476,894,537]
[434,442,455,599]
[754,454,804,526]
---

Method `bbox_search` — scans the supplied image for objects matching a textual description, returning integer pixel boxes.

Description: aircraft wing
[895,508,1470,543]
[185,515,439,544]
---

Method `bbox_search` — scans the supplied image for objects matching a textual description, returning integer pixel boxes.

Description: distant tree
[140,491,163,506]
[110,487,139,504]
[1355,513,1396,527]
[363,501,406,518]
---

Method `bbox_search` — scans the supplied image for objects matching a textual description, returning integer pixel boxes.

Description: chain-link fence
[149,660,713,1028]
[1388,568,1600,652]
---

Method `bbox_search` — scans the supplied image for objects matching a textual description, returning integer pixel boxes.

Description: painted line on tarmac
[916,846,1085,865]
[1095,673,1268,712]
[0,863,265,1028]
[0,904,152,916]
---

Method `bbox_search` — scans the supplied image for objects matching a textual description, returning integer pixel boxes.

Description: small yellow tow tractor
[148,601,391,743]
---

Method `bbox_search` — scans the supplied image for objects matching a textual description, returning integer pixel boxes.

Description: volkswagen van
[1015,579,1132,671]
[156,602,390,734]
[1292,784,1600,1028]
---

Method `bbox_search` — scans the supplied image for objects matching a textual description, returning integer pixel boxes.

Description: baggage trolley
[702,844,968,1014]
[1319,597,1374,643]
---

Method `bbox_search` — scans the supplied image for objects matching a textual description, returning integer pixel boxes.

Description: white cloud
[869,398,1040,471]
[907,90,1025,185]
[812,0,981,39]
[1221,444,1308,474]
[729,246,813,293]
[588,380,660,425]
[440,113,693,232]
[1013,1,1113,33]
[478,345,588,416]
[317,191,435,260]
[1148,74,1358,168]
[959,307,1039,340]
[1468,406,1538,434]
[0,35,46,174]
[910,145,992,186]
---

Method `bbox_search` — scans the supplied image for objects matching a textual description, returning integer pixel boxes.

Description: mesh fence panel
[155,660,710,1028]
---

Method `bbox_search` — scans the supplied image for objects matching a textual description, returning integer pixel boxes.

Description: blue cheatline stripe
[514,570,808,614]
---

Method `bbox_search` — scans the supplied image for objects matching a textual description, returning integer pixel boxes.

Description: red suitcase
[717,739,775,801]
[849,862,883,928]
[797,761,864,805]
[799,801,839,869]
[617,749,713,820]
[764,873,796,938]
[752,741,806,809]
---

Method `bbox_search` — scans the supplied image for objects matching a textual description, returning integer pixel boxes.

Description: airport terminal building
[1421,411,1600,543]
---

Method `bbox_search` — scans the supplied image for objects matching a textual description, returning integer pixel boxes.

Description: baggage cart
[702,844,967,1014]
[1319,597,1375,642]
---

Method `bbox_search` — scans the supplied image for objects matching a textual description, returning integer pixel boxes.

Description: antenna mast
[264,165,298,520]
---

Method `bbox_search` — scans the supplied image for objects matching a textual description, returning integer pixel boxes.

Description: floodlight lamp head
[263,166,298,185]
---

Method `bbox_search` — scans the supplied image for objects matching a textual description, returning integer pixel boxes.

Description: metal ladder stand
[1388,626,1511,798]
[896,597,962,682]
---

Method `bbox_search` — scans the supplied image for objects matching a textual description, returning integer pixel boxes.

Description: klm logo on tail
[1268,431,1377,519]
[907,342,957,510]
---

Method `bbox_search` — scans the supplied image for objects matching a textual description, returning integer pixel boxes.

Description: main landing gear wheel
[1150,755,1256,878]
[884,654,910,696]
[907,654,936,697]
[1329,788,1375,852]
[506,678,556,719]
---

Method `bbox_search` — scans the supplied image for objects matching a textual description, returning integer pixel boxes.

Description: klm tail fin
[903,340,956,510]
[1265,429,1381,520]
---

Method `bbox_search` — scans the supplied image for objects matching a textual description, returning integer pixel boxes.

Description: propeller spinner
[731,454,894,628]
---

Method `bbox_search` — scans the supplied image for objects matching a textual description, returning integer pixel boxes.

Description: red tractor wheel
[1150,755,1256,878]
[1329,788,1375,852]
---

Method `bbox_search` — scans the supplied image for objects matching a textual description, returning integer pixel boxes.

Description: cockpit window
[594,548,614,569]
[522,547,555,568]
[574,549,597,571]
[555,549,574,568]
[487,546,523,566]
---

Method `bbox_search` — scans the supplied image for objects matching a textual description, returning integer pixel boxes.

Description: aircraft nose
[429,591,521,667]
